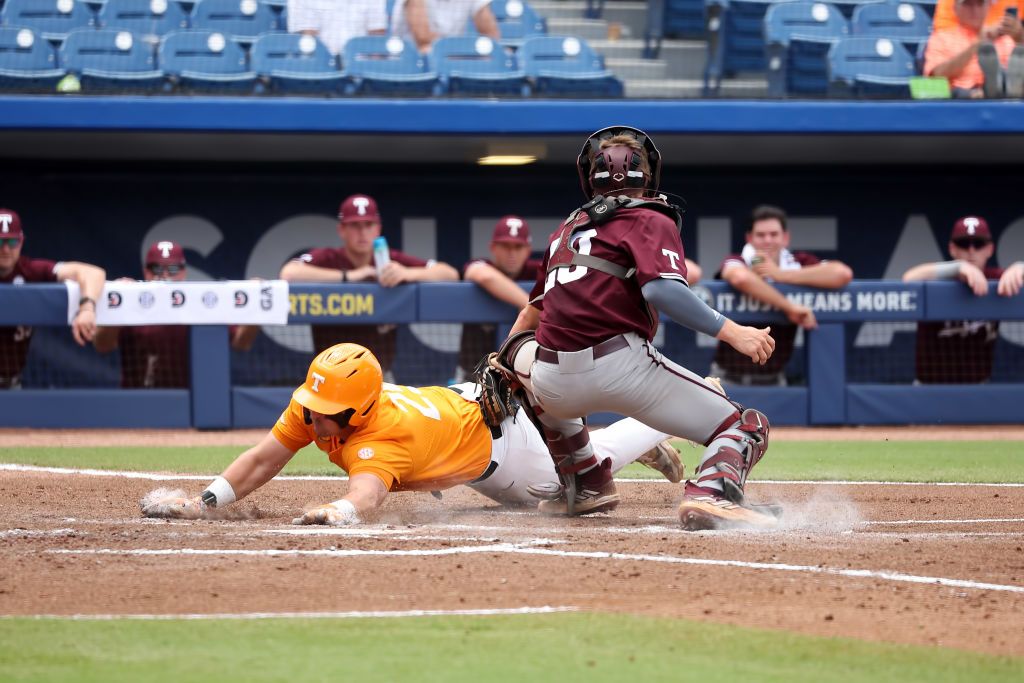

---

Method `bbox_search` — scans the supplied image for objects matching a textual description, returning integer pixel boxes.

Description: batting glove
[142,495,206,520]
[291,499,360,527]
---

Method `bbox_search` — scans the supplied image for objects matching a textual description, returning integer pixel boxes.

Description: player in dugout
[0,208,106,389]
[93,241,258,388]
[142,343,686,524]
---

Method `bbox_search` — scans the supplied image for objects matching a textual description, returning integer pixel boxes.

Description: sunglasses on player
[952,238,991,250]
[146,263,184,276]
[0,237,21,248]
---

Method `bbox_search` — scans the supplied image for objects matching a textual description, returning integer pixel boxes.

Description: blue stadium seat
[0,25,63,90]
[519,35,622,97]
[98,0,189,42]
[60,27,166,90]
[765,1,850,96]
[0,0,95,42]
[664,0,707,38]
[342,35,436,96]
[903,0,936,18]
[480,0,546,46]
[704,0,798,94]
[851,2,931,53]
[825,0,886,19]
[432,35,528,96]
[159,29,256,92]
[250,31,344,94]
[828,35,914,96]
[189,0,276,42]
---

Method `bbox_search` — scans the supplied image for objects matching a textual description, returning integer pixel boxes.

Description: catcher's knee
[490,330,538,393]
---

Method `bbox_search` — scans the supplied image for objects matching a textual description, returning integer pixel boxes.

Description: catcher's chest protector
[547,196,684,281]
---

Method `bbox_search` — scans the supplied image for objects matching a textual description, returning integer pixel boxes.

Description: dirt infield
[2,424,1023,447]
[1,469,1021,657]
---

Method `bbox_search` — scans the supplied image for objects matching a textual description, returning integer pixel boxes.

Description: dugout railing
[1,280,1022,429]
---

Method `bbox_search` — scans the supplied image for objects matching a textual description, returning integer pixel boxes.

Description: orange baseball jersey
[272,383,493,492]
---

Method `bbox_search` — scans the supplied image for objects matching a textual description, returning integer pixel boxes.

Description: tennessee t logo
[963,217,980,235]
[353,197,370,216]
[0,215,11,233]
[661,248,681,270]
[506,218,523,236]
[157,241,174,258]
[310,372,326,393]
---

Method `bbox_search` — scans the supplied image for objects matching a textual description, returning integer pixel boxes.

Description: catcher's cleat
[636,440,684,483]
[535,457,620,516]
[678,481,780,531]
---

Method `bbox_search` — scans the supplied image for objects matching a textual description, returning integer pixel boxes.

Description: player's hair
[749,205,788,232]
[594,134,652,178]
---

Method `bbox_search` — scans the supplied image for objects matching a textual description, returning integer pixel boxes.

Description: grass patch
[3,441,1022,483]
[0,612,1018,683]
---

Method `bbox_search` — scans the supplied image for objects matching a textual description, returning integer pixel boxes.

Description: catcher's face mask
[576,125,662,199]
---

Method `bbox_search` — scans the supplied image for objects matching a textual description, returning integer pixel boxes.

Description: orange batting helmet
[292,343,383,427]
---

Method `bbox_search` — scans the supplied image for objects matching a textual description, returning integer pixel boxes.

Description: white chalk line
[2,606,577,621]
[3,464,1024,487]
[46,543,1024,595]
[864,518,1024,525]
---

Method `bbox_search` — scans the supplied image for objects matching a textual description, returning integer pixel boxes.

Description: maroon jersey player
[457,216,543,380]
[903,216,1024,383]
[489,126,780,530]
[280,194,458,375]
[93,241,256,388]
[713,205,853,386]
[0,208,106,389]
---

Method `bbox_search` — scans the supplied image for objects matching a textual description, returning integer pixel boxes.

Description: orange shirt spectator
[924,24,1017,89]
[933,0,1022,30]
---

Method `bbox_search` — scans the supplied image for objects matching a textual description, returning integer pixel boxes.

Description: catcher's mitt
[473,353,519,428]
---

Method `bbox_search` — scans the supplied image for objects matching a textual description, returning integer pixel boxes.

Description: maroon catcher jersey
[915,265,1004,384]
[459,257,542,373]
[529,206,689,351]
[0,256,59,387]
[713,251,820,378]
[297,247,428,371]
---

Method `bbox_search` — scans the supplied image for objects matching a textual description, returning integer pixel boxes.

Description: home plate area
[0,470,1022,656]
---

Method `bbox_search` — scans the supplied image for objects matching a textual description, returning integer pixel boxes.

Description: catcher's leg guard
[693,408,769,504]
[488,330,538,394]
[526,418,619,516]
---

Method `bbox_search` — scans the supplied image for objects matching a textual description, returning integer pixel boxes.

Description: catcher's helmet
[576,125,662,199]
[292,343,383,427]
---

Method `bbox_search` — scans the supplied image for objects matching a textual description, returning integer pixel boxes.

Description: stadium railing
[1,280,1022,429]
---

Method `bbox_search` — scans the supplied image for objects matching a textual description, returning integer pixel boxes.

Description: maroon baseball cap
[338,194,381,224]
[951,216,992,242]
[0,208,22,238]
[492,215,531,246]
[145,240,186,266]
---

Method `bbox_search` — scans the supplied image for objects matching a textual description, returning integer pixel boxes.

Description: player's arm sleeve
[641,278,726,338]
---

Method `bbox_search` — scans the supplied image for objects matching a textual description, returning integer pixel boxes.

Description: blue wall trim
[5,281,1022,325]
[0,390,190,428]
[1,97,1023,134]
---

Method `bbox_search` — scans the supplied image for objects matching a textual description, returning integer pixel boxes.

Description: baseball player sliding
[142,343,683,524]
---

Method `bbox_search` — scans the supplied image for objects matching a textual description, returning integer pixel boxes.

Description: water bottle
[372,236,391,279]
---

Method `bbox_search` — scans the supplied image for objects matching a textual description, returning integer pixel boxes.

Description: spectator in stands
[456,215,542,381]
[711,204,853,386]
[0,208,106,389]
[932,0,1022,33]
[93,241,257,388]
[279,194,458,377]
[287,0,387,56]
[902,216,1024,383]
[392,0,500,52]
[925,0,1024,98]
